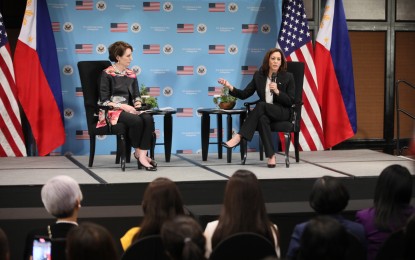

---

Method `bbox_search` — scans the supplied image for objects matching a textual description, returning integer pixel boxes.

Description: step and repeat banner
[51,0,282,156]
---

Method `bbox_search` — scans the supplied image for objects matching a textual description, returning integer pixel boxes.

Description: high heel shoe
[134,153,157,171]
[267,156,276,168]
[222,141,240,149]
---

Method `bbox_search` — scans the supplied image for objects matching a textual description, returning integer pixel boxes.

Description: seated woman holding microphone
[218,48,295,168]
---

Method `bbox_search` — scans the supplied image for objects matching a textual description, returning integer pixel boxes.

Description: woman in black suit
[99,41,156,171]
[219,48,295,167]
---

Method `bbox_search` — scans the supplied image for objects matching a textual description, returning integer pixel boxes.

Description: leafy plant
[213,87,237,105]
[140,84,158,108]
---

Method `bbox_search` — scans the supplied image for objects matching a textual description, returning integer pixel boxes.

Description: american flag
[177,24,194,33]
[143,2,160,11]
[176,149,192,154]
[176,108,193,117]
[210,128,222,138]
[241,65,257,75]
[0,12,26,156]
[209,3,225,12]
[75,87,83,97]
[208,44,225,54]
[76,130,90,140]
[110,23,128,32]
[143,44,160,54]
[242,24,258,33]
[146,87,160,96]
[177,66,193,75]
[277,0,324,151]
[75,0,93,10]
[208,86,222,96]
[75,44,93,54]
[51,22,60,32]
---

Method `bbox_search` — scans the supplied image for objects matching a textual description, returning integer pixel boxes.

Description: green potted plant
[213,87,237,109]
[140,84,158,109]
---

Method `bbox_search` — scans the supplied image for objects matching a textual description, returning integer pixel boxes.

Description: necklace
[112,64,126,75]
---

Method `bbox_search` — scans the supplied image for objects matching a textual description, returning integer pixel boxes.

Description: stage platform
[0,149,414,260]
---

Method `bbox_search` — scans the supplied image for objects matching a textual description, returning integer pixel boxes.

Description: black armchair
[242,61,305,168]
[77,60,154,171]
[209,232,277,260]
[121,235,168,260]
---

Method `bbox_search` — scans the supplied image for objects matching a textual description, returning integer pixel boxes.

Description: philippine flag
[315,0,357,149]
[14,0,65,156]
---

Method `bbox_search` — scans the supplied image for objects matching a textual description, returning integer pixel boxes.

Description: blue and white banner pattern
[50,0,282,155]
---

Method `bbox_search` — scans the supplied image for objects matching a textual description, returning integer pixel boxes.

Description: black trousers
[239,102,290,157]
[118,111,153,150]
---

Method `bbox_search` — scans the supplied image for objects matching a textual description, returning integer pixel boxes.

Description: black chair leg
[294,132,300,162]
[120,134,126,171]
[89,136,96,167]
[284,132,291,168]
[115,135,121,164]
[241,139,247,165]
[259,138,264,161]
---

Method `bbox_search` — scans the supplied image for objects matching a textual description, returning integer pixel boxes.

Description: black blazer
[230,69,295,108]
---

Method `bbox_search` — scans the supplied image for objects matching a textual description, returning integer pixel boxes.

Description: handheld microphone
[270,72,277,96]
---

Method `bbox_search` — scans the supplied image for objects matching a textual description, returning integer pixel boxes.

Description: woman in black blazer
[219,48,295,167]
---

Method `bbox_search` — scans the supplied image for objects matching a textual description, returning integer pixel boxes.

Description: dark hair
[260,48,287,76]
[297,216,349,260]
[211,170,277,248]
[133,178,185,241]
[66,222,118,260]
[0,228,9,260]
[161,216,206,260]
[108,41,133,62]
[309,176,349,214]
[404,214,415,260]
[374,165,413,230]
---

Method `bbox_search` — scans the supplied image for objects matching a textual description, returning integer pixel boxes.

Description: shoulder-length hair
[108,41,133,62]
[374,164,413,230]
[133,178,185,241]
[211,170,277,248]
[309,176,349,214]
[260,48,287,76]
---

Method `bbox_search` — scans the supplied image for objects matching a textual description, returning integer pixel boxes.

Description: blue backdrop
[50,0,282,156]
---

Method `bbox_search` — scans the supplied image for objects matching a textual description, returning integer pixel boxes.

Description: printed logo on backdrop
[209,45,225,54]
[177,24,194,33]
[241,66,257,75]
[75,44,93,54]
[143,44,160,54]
[62,65,73,75]
[228,2,238,12]
[242,24,258,33]
[131,23,141,33]
[52,22,60,32]
[63,22,74,32]
[228,44,238,54]
[209,3,225,12]
[110,23,128,32]
[163,44,173,54]
[76,0,93,10]
[197,65,207,76]
[177,66,193,75]
[177,108,193,117]
[261,24,271,34]
[143,2,160,12]
[147,87,160,96]
[96,1,107,11]
[96,44,106,54]
[132,66,141,75]
[163,2,173,12]
[197,24,207,33]
[64,108,74,119]
[76,87,83,97]
[163,86,173,97]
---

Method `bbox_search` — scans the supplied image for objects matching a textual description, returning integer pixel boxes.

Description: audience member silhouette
[296,215,349,260]
[204,169,280,258]
[23,175,83,260]
[161,216,206,260]
[356,164,414,260]
[120,177,185,251]
[66,222,118,260]
[0,228,9,260]
[286,176,365,259]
